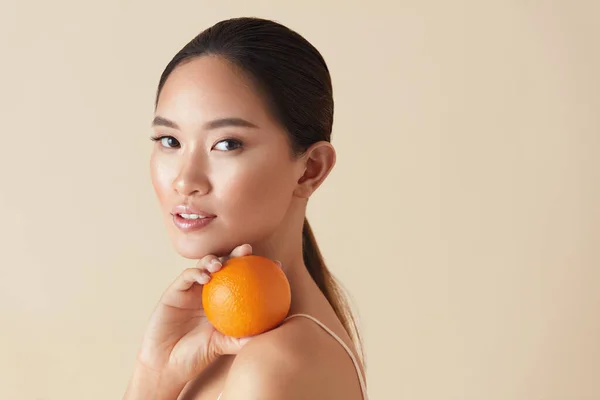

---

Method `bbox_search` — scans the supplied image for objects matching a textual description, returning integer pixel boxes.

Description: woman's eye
[213,139,243,152]
[151,136,180,148]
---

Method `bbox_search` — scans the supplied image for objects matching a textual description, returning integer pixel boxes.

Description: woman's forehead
[156,56,272,129]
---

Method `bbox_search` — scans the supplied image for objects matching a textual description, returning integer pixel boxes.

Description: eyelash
[150,135,243,151]
[150,135,179,148]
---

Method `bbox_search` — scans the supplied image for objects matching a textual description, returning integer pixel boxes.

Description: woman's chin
[172,236,233,260]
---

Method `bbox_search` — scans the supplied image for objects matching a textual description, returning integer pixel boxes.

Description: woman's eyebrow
[151,115,259,130]
[151,115,180,129]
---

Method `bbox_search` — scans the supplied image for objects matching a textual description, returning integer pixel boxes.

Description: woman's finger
[229,243,253,259]
[218,243,252,264]
[172,268,210,292]
[196,254,223,274]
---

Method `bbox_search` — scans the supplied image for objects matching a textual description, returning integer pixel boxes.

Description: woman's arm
[217,332,324,400]
[123,360,188,400]
[218,347,304,400]
[218,322,364,400]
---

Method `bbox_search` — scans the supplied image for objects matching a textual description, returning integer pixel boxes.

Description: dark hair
[154,17,364,366]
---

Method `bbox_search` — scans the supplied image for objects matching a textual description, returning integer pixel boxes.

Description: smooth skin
[123,55,365,400]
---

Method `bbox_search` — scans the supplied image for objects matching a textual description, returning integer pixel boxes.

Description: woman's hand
[134,244,254,389]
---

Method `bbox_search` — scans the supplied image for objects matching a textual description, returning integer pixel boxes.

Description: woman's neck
[250,213,325,316]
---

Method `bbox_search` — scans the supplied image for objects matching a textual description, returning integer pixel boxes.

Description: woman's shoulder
[219,314,364,399]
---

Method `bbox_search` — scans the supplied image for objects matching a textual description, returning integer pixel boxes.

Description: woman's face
[150,56,304,259]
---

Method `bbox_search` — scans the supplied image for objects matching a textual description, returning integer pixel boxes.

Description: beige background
[1,1,599,399]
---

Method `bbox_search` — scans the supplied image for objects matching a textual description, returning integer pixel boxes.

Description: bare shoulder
[220,316,364,399]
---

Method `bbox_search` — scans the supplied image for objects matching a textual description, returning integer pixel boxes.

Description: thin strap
[284,313,368,399]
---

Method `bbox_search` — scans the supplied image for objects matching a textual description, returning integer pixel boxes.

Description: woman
[123,17,368,400]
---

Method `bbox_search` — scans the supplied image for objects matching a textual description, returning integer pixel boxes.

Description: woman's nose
[172,155,211,197]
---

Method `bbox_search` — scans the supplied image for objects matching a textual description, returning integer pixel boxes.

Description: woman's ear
[293,141,336,199]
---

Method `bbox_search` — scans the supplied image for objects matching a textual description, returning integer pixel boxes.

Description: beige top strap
[284,313,368,399]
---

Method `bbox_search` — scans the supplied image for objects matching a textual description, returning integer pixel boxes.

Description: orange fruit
[202,255,291,338]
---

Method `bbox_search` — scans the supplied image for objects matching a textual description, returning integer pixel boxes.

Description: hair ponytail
[302,218,365,368]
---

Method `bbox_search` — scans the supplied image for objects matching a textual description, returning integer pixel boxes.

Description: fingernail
[208,259,222,273]
[197,273,210,284]
[275,260,282,268]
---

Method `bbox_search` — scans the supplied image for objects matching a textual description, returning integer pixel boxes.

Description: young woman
[123,17,368,400]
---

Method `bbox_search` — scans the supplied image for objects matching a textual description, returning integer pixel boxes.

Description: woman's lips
[172,214,216,232]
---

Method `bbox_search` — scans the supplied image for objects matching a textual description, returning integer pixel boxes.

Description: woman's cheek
[151,156,176,203]
[221,166,290,229]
